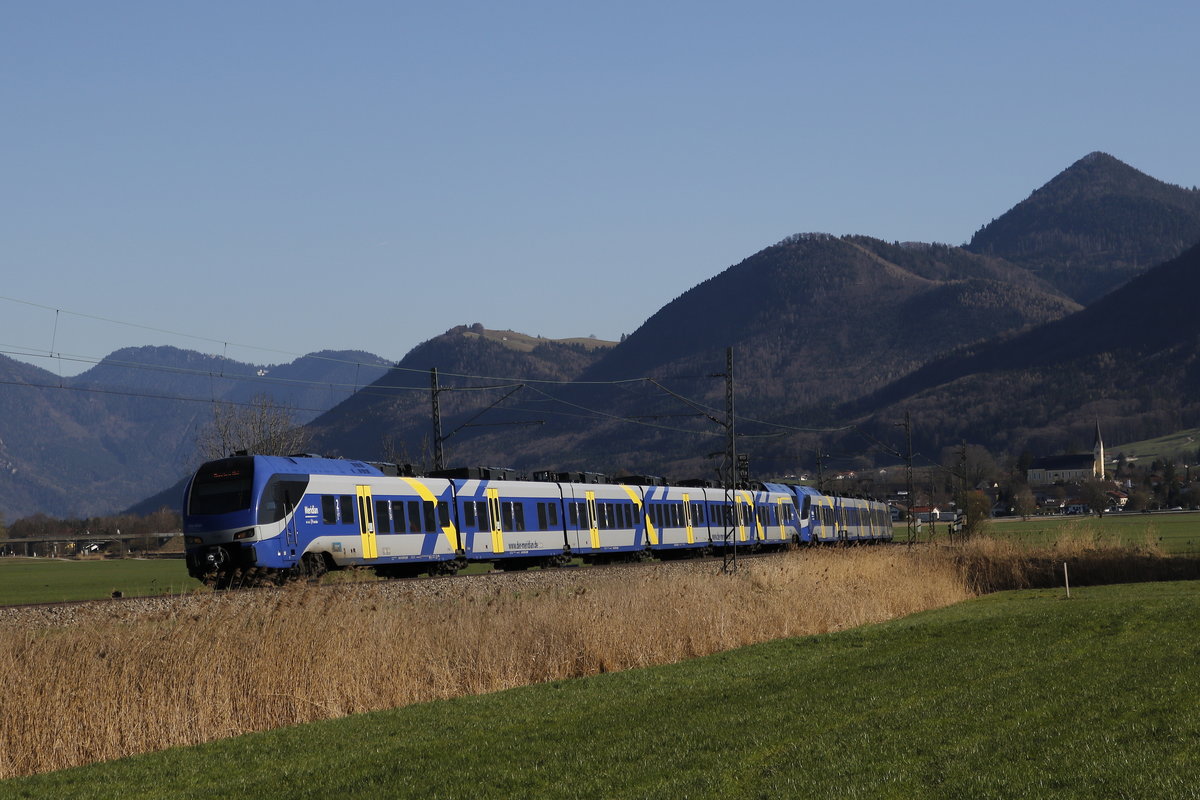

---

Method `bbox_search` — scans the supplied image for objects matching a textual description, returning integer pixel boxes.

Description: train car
[454,476,572,569]
[786,485,894,544]
[641,484,711,553]
[561,480,648,562]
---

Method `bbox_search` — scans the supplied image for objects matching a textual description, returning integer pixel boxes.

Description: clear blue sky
[3,0,1197,376]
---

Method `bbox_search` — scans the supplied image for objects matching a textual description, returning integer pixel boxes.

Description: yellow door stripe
[734,494,748,542]
[400,477,461,552]
[356,485,378,559]
[487,488,503,554]
[585,491,600,549]
[682,493,694,544]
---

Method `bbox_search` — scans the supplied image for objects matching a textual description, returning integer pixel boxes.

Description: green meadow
[0,558,200,605]
[986,510,1200,554]
[3,580,1196,799]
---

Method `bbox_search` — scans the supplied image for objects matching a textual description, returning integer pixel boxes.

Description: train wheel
[300,552,328,583]
[428,560,460,577]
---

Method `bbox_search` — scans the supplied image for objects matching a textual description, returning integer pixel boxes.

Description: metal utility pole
[904,411,916,546]
[431,367,445,472]
[723,346,737,574]
[957,440,968,542]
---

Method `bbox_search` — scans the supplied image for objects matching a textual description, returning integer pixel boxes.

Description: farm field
[0,558,201,605]
[985,510,1200,554]
[1,580,1195,799]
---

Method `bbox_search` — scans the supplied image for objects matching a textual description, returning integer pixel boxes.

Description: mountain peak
[966,153,1200,304]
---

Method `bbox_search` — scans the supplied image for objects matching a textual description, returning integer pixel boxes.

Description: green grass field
[985,510,1200,554]
[2,580,1196,799]
[0,558,201,605]
[1111,427,1200,463]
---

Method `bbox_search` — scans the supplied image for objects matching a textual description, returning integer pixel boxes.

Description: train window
[515,503,526,531]
[257,477,310,525]
[375,500,391,534]
[623,504,632,528]
[322,496,337,524]
[189,458,255,516]
[502,502,514,531]
[339,496,355,525]
[463,501,476,529]
[390,501,405,532]
[407,501,421,533]
[568,503,578,527]
[536,503,547,530]
[438,501,450,528]
[548,503,559,528]
[423,501,436,532]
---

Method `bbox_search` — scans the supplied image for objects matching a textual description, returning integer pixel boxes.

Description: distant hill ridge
[847,239,1200,457]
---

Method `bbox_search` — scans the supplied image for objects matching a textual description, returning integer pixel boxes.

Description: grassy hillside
[2,580,1195,799]
[1111,427,1200,464]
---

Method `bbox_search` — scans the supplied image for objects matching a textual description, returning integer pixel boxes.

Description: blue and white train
[183,454,894,587]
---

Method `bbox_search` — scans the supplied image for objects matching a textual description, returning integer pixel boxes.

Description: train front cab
[759,482,803,547]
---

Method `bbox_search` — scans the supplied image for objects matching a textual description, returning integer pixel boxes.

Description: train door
[487,487,504,554]
[281,484,301,552]
[776,498,790,541]
[356,485,378,559]
[682,493,695,545]
[584,491,600,549]
[735,494,749,542]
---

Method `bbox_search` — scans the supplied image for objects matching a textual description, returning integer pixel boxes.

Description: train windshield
[189,458,255,516]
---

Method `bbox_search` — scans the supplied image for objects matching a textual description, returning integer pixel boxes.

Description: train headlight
[233,529,256,541]
[186,536,203,546]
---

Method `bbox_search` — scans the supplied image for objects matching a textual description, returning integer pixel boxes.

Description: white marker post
[1063,561,1071,599]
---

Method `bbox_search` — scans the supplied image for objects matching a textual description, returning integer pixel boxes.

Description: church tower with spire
[1093,422,1105,478]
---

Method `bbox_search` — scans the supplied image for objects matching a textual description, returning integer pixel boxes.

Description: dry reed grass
[951,528,1197,593]
[0,548,969,778]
